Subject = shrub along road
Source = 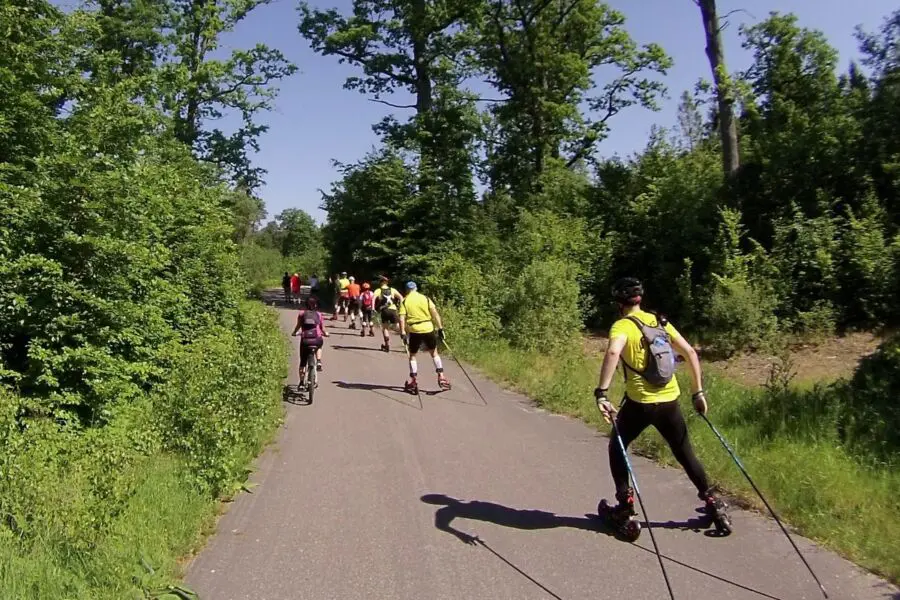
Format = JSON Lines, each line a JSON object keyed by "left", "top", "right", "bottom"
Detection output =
{"left": 186, "top": 302, "right": 898, "bottom": 600}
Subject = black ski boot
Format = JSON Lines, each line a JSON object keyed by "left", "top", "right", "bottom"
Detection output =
{"left": 404, "top": 377, "right": 418, "bottom": 395}
{"left": 702, "top": 489, "right": 733, "bottom": 536}
{"left": 381, "top": 342, "right": 390, "bottom": 353}
{"left": 597, "top": 489, "right": 641, "bottom": 541}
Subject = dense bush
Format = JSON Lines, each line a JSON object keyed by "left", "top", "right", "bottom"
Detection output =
{"left": 0, "top": 2, "right": 291, "bottom": 596}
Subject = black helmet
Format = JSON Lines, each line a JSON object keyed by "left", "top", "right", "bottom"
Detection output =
{"left": 612, "top": 277, "right": 643, "bottom": 305}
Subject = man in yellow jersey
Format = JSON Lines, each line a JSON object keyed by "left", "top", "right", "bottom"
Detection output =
{"left": 333, "top": 271, "right": 351, "bottom": 321}
{"left": 399, "top": 281, "right": 450, "bottom": 394}
{"left": 594, "top": 277, "right": 731, "bottom": 534}
{"left": 374, "top": 275, "right": 403, "bottom": 352}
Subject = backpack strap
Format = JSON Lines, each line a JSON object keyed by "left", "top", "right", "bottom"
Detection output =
{"left": 619, "top": 315, "right": 651, "bottom": 379}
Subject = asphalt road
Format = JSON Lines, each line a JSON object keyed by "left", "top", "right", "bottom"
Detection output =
{"left": 186, "top": 299, "right": 899, "bottom": 600}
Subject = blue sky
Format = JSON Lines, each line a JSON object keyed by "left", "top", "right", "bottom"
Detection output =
{"left": 117, "top": 1, "right": 900, "bottom": 222}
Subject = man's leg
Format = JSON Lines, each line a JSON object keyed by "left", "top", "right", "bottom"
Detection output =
{"left": 608, "top": 399, "right": 651, "bottom": 501}
{"left": 652, "top": 400, "right": 711, "bottom": 496}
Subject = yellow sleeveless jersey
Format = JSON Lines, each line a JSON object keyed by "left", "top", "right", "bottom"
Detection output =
{"left": 609, "top": 309, "right": 682, "bottom": 404}
{"left": 399, "top": 291, "right": 436, "bottom": 334}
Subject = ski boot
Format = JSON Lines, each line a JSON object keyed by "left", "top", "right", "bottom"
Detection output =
{"left": 437, "top": 373, "right": 451, "bottom": 391}
{"left": 597, "top": 489, "right": 641, "bottom": 541}
{"left": 349, "top": 321, "right": 356, "bottom": 329}
{"left": 360, "top": 328, "right": 366, "bottom": 337}
{"left": 702, "top": 490, "right": 732, "bottom": 535}
{"left": 404, "top": 377, "right": 419, "bottom": 395}
{"left": 381, "top": 342, "right": 390, "bottom": 353}
{"left": 368, "top": 328, "right": 375, "bottom": 337}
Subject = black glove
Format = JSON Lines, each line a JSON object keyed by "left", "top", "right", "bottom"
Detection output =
{"left": 438, "top": 328, "right": 445, "bottom": 341}
{"left": 692, "top": 390, "right": 708, "bottom": 415}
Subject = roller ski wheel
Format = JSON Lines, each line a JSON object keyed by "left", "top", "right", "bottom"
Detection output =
{"left": 438, "top": 375, "right": 451, "bottom": 391}
{"left": 597, "top": 499, "right": 641, "bottom": 542}
{"left": 404, "top": 378, "right": 419, "bottom": 395}
{"left": 704, "top": 494, "right": 733, "bottom": 536}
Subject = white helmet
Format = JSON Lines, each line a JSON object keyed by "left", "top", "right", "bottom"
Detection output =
{"left": 349, "top": 276, "right": 355, "bottom": 282}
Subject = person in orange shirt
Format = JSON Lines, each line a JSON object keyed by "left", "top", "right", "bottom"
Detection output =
{"left": 346, "top": 276, "right": 362, "bottom": 329}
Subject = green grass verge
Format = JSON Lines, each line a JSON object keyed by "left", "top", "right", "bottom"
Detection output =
{"left": 455, "top": 336, "right": 900, "bottom": 584}
{"left": 0, "top": 456, "right": 212, "bottom": 599}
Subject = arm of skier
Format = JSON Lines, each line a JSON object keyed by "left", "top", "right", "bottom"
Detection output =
{"left": 595, "top": 335, "right": 627, "bottom": 423}
{"left": 671, "top": 334, "right": 707, "bottom": 414}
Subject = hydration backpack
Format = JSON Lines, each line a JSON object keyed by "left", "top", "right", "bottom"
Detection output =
{"left": 377, "top": 287, "right": 395, "bottom": 309}
{"left": 300, "top": 310, "right": 321, "bottom": 339}
{"left": 622, "top": 315, "right": 676, "bottom": 386}
{"left": 361, "top": 290, "right": 375, "bottom": 309}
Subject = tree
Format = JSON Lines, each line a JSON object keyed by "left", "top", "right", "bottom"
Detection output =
{"left": 695, "top": 0, "right": 740, "bottom": 177}
{"left": 162, "top": 0, "right": 297, "bottom": 190}
{"left": 476, "top": 0, "right": 670, "bottom": 200}
{"left": 298, "top": 0, "right": 482, "bottom": 239}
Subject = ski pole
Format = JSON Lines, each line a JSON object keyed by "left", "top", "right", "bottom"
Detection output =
{"left": 699, "top": 414, "right": 828, "bottom": 599}
{"left": 608, "top": 416, "right": 675, "bottom": 600}
{"left": 439, "top": 337, "right": 487, "bottom": 405}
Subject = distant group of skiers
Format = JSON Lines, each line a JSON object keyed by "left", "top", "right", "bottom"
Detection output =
{"left": 290, "top": 273, "right": 450, "bottom": 395}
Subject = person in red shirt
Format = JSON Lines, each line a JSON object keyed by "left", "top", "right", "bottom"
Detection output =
{"left": 346, "top": 276, "right": 361, "bottom": 329}
{"left": 290, "top": 273, "right": 301, "bottom": 304}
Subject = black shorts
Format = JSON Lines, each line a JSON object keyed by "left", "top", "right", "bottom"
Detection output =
{"left": 361, "top": 308, "right": 374, "bottom": 321}
{"left": 299, "top": 338, "right": 323, "bottom": 366}
{"left": 380, "top": 308, "right": 398, "bottom": 324}
{"left": 348, "top": 298, "right": 360, "bottom": 311}
{"left": 337, "top": 295, "right": 349, "bottom": 307}
{"left": 407, "top": 331, "right": 437, "bottom": 354}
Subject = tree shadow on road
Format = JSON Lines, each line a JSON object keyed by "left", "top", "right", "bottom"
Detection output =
{"left": 420, "top": 494, "right": 786, "bottom": 600}
{"left": 332, "top": 380, "right": 422, "bottom": 410}
{"left": 282, "top": 384, "right": 310, "bottom": 406}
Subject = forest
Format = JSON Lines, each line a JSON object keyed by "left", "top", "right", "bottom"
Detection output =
{"left": 1, "top": 0, "right": 899, "bottom": 596}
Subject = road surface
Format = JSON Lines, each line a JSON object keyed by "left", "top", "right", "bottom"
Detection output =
{"left": 186, "top": 297, "right": 898, "bottom": 600}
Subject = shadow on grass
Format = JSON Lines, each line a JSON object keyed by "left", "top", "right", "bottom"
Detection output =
{"left": 420, "top": 494, "right": 786, "bottom": 600}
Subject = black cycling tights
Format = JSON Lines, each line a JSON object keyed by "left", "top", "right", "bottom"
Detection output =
{"left": 608, "top": 398, "right": 710, "bottom": 500}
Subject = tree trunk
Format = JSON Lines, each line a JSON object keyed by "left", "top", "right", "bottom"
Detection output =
{"left": 698, "top": 0, "right": 739, "bottom": 176}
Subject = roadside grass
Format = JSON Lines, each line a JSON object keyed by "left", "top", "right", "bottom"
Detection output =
{"left": 0, "top": 457, "right": 212, "bottom": 599}
{"left": 455, "top": 336, "right": 900, "bottom": 584}
{"left": 0, "top": 301, "right": 288, "bottom": 599}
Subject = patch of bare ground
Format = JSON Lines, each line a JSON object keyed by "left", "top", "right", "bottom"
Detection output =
{"left": 582, "top": 331, "right": 884, "bottom": 388}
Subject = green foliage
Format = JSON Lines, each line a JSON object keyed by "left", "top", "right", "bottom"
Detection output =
{"left": 504, "top": 258, "right": 583, "bottom": 351}
{"left": 0, "top": 2, "right": 290, "bottom": 595}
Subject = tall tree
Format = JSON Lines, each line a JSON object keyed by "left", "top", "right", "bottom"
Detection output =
{"left": 298, "top": 0, "right": 482, "bottom": 236}
{"left": 695, "top": 0, "right": 740, "bottom": 177}
{"left": 163, "top": 0, "right": 296, "bottom": 190}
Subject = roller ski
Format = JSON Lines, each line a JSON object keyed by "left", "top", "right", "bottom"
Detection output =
{"left": 702, "top": 490, "right": 732, "bottom": 535}
{"left": 596, "top": 490, "right": 641, "bottom": 542}
{"left": 381, "top": 342, "right": 391, "bottom": 353}
{"left": 360, "top": 328, "right": 366, "bottom": 337}
{"left": 404, "top": 377, "right": 419, "bottom": 395}
{"left": 437, "top": 373, "right": 451, "bottom": 391}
